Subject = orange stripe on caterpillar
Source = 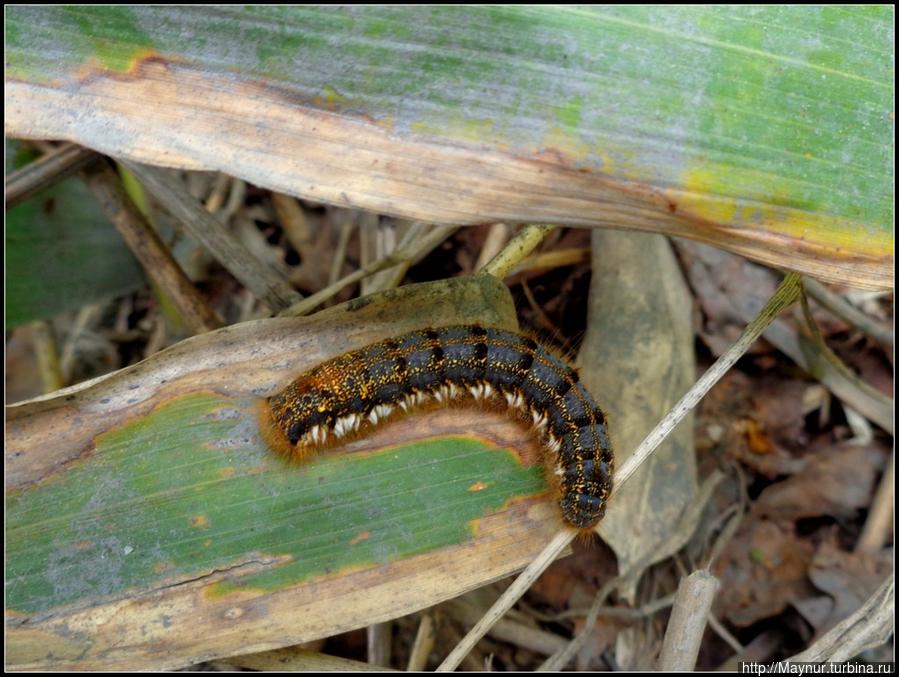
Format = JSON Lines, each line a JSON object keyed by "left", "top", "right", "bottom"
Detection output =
{"left": 261, "top": 325, "right": 613, "bottom": 530}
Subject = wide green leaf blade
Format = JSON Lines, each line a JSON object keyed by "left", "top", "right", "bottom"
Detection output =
{"left": 5, "top": 6, "right": 893, "bottom": 288}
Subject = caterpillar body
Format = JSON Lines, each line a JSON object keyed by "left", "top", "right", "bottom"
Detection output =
{"left": 262, "top": 325, "right": 613, "bottom": 529}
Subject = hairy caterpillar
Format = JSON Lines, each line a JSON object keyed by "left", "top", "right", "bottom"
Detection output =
{"left": 261, "top": 325, "right": 613, "bottom": 529}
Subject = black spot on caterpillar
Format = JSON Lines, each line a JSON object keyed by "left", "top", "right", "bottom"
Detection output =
{"left": 261, "top": 325, "right": 613, "bottom": 530}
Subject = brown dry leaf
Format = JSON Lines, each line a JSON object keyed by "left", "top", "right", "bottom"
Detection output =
{"left": 674, "top": 240, "right": 782, "bottom": 357}
{"left": 531, "top": 544, "right": 616, "bottom": 613}
{"left": 806, "top": 537, "right": 893, "bottom": 634}
{"left": 714, "top": 518, "right": 817, "bottom": 627}
{"left": 749, "top": 377, "right": 816, "bottom": 452}
{"left": 753, "top": 442, "right": 888, "bottom": 523}
{"left": 698, "top": 370, "right": 802, "bottom": 478}
{"left": 573, "top": 616, "right": 624, "bottom": 671}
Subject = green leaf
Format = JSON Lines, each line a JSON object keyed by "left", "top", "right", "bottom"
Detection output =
{"left": 7, "top": 392, "right": 545, "bottom": 611}
{"left": 5, "top": 6, "right": 893, "bottom": 288}
{"left": 5, "top": 142, "right": 146, "bottom": 326}
{"left": 6, "top": 275, "right": 568, "bottom": 670}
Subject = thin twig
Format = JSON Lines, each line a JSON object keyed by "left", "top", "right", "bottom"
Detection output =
{"left": 367, "top": 621, "right": 391, "bottom": 667}
{"left": 120, "top": 160, "right": 301, "bottom": 312}
{"left": 272, "top": 191, "right": 315, "bottom": 260}
{"left": 536, "top": 592, "right": 675, "bottom": 623}
{"left": 204, "top": 172, "right": 231, "bottom": 213}
{"left": 708, "top": 612, "right": 744, "bottom": 655}
{"left": 375, "top": 222, "right": 455, "bottom": 292}
{"left": 705, "top": 490, "right": 746, "bottom": 571}
{"left": 436, "top": 273, "right": 803, "bottom": 672}
{"left": 407, "top": 613, "right": 436, "bottom": 671}
{"left": 329, "top": 219, "right": 356, "bottom": 285}
{"left": 365, "top": 219, "right": 400, "bottom": 294}
{"left": 716, "top": 631, "right": 782, "bottom": 671}
{"left": 436, "top": 530, "right": 574, "bottom": 672}
{"left": 794, "top": 290, "right": 893, "bottom": 433}
{"left": 520, "top": 279, "right": 557, "bottom": 333}
{"left": 856, "top": 454, "right": 894, "bottom": 554}
{"left": 369, "top": 225, "right": 409, "bottom": 292}
{"left": 507, "top": 247, "right": 591, "bottom": 277}
{"left": 366, "top": 221, "right": 425, "bottom": 293}
{"left": 59, "top": 304, "right": 103, "bottom": 385}
{"left": 81, "top": 163, "right": 223, "bottom": 334}
{"left": 474, "top": 222, "right": 511, "bottom": 271}
{"left": 282, "top": 258, "right": 385, "bottom": 316}
{"left": 6, "top": 142, "right": 99, "bottom": 209}
{"left": 844, "top": 405, "right": 875, "bottom": 445}
{"left": 279, "top": 224, "right": 458, "bottom": 317}
{"left": 220, "top": 177, "right": 246, "bottom": 225}
{"left": 804, "top": 277, "right": 893, "bottom": 348}
{"left": 536, "top": 574, "right": 619, "bottom": 671}
{"left": 356, "top": 212, "right": 380, "bottom": 297}
{"left": 480, "top": 224, "right": 557, "bottom": 279}
{"left": 31, "top": 321, "right": 64, "bottom": 393}
{"left": 447, "top": 599, "right": 568, "bottom": 656}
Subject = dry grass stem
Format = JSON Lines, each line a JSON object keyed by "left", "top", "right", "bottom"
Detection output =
{"left": 120, "top": 160, "right": 301, "bottom": 311}
{"left": 279, "top": 224, "right": 458, "bottom": 316}
{"left": 81, "top": 163, "right": 223, "bottom": 334}
{"left": 6, "top": 142, "right": 98, "bottom": 209}
{"left": 367, "top": 622, "right": 392, "bottom": 667}
{"left": 474, "top": 222, "right": 511, "bottom": 271}
{"left": 447, "top": 599, "right": 568, "bottom": 656}
{"left": 657, "top": 571, "right": 721, "bottom": 670}
{"left": 804, "top": 277, "right": 893, "bottom": 348}
{"left": 481, "top": 224, "right": 557, "bottom": 279}
{"left": 31, "top": 321, "right": 64, "bottom": 393}
{"left": 407, "top": 613, "right": 436, "bottom": 671}
{"left": 856, "top": 454, "right": 894, "bottom": 554}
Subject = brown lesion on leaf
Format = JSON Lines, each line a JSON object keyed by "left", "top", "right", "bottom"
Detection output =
{"left": 68, "top": 50, "right": 185, "bottom": 85}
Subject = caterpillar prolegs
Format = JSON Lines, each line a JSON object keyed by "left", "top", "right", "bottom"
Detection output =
{"left": 262, "top": 325, "right": 613, "bottom": 529}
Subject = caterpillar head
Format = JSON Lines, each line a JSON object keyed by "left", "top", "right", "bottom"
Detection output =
{"left": 269, "top": 376, "right": 338, "bottom": 446}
